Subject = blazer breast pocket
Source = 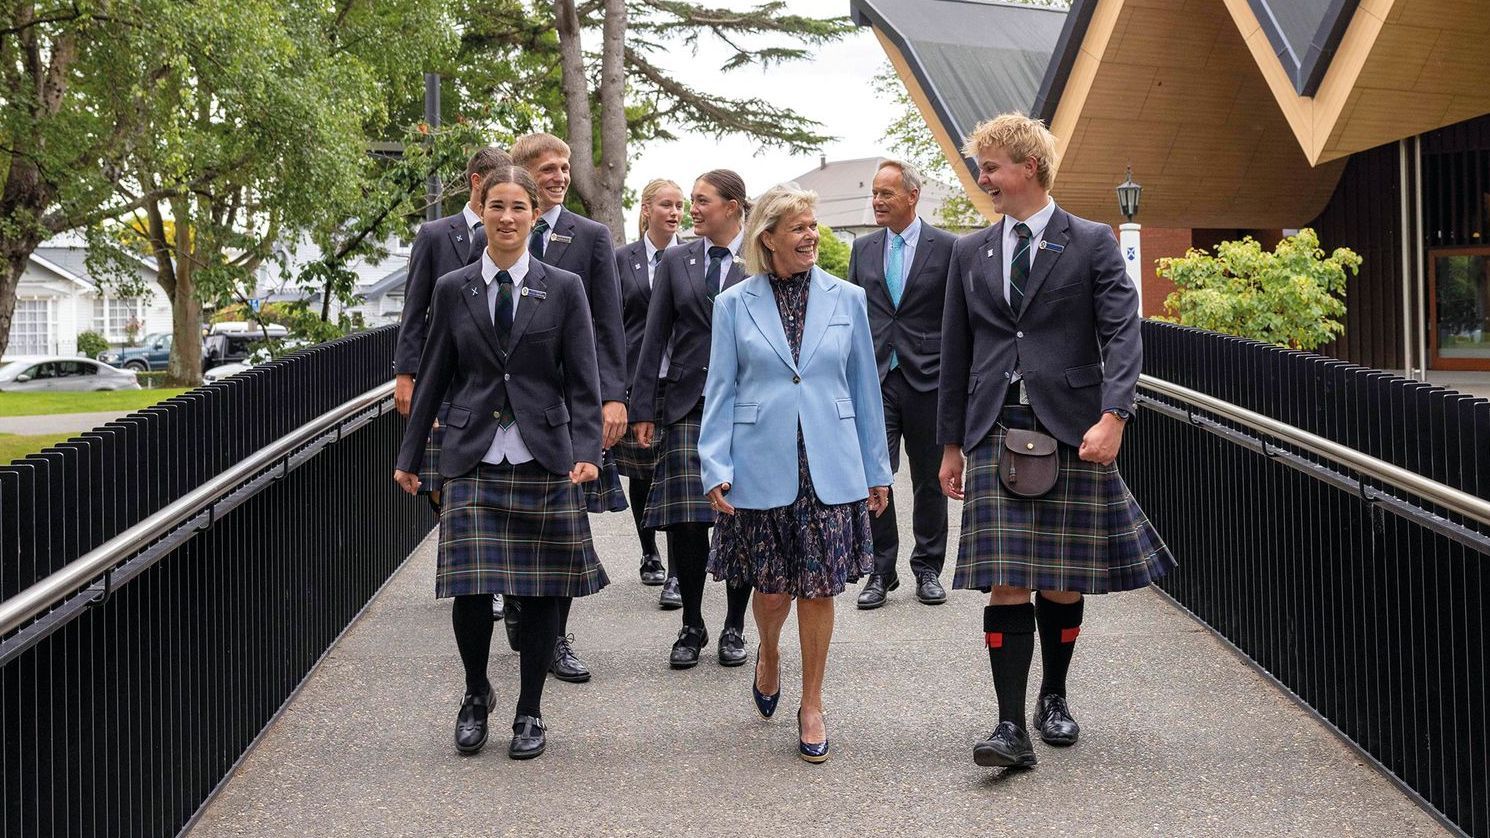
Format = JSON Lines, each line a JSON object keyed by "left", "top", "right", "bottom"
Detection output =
{"left": 828, "top": 315, "right": 852, "bottom": 327}
{"left": 526, "top": 325, "right": 559, "bottom": 343}
{"left": 1040, "top": 282, "right": 1085, "bottom": 303}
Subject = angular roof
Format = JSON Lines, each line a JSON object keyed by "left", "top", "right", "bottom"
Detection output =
{"left": 850, "top": 0, "right": 1067, "bottom": 218}
{"left": 1246, "top": 0, "right": 1359, "bottom": 95}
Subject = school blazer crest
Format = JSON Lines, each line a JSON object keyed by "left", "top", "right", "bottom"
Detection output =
{"left": 698, "top": 267, "right": 893, "bottom": 509}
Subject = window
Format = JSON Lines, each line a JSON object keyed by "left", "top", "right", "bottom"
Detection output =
{"left": 1429, "top": 248, "right": 1490, "bottom": 370}
{"left": 10, "top": 299, "right": 52, "bottom": 355}
{"left": 93, "top": 296, "right": 146, "bottom": 341}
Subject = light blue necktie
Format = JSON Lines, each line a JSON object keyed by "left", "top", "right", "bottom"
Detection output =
{"left": 886, "top": 233, "right": 906, "bottom": 370}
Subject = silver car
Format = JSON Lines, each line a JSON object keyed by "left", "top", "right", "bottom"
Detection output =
{"left": 0, "top": 357, "right": 142, "bottom": 391}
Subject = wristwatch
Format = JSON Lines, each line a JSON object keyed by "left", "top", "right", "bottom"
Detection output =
{"left": 1104, "top": 408, "right": 1133, "bottom": 422}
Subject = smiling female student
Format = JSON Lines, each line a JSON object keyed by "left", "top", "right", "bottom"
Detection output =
{"left": 394, "top": 164, "right": 607, "bottom": 761}
{"left": 630, "top": 170, "right": 754, "bottom": 670}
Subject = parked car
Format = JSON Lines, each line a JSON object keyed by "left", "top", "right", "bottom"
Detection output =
{"left": 98, "top": 332, "right": 172, "bottom": 371}
{"left": 203, "top": 361, "right": 254, "bottom": 382}
{"left": 0, "top": 357, "right": 141, "bottom": 391}
{"left": 202, "top": 333, "right": 262, "bottom": 371}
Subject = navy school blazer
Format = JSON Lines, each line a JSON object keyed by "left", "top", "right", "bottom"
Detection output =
{"left": 394, "top": 210, "right": 485, "bottom": 376}
{"left": 534, "top": 208, "right": 628, "bottom": 406}
{"left": 396, "top": 259, "right": 603, "bottom": 478}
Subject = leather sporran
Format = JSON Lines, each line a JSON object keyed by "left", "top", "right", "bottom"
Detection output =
{"left": 998, "top": 428, "right": 1059, "bottom": 498}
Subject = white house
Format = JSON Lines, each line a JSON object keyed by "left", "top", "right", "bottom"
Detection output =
{"left": 776, "top": 156, "right": 963, "bottom": 240}
{"left": 5, "top": 236, "right": 172, "bottom": 360}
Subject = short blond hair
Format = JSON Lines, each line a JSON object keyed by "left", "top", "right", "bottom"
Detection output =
{"left": 961, "top": 113, "right": 1059, "bottom": 190}
{"left": 744, "top": 183, "right": 818, "bottom": 277}
{"left": 511, "top": 132, "right": 571, "bottom": 169}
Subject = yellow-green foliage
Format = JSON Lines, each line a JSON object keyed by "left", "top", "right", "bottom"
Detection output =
{"left": 1154, "top": 228, "right": 1361, "bottom": 351}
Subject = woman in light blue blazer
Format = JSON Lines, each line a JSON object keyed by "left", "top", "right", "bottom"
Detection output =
{"left": 699, "top": 183, "right": 893, "bottom": 763}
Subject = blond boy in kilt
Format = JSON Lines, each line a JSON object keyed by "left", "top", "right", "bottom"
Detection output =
{"left": 938, "top": 113, "right": 1175, "bottom": 769}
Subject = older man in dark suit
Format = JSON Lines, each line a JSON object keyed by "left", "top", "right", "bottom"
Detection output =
{"left": 938, "top": 114, "right": 1173, "bottom": 770}
{"left": 846, "top": 160, "right": 959, "bottom": 610}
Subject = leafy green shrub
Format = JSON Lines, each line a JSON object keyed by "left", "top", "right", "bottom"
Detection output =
{"left": 77, "top": 330, "right": 109, "bottom": 359}
{"left": 1154, "top": 228, "right": 1361, "bottom": 351}
{"left": 136, "top": 371, "right": 171, "bottom": 389}
{"left": 816, "top": 223, "right": 851, "bottom": 278}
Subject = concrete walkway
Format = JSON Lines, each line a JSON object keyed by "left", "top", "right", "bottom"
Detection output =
{"left": 0, "top": 410, "right": 126, "bottom": 435}
{"left": 188, "top": 468, "right": 1446, "bottom": 838}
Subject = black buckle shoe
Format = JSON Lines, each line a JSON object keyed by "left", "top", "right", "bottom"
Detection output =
{"left": 669, "top": 625, "right": 708, "bottom": 669}
{"left": 455, "top": 685, "right": 495, "bottom": 755}
{"left": 973, "top": 720, "right": 1038, "bottom": 768}
{"left": 717, "top": 626, "right": 747, "bottom": 667}
{"left": 550, "top": 634, "right": 591, "bottom": 683}
{"left": 508, "top": 714, "right": 546, "bottom": 760}
{"left": 503, "top": 598, "right": 521, "bottom": 652}
{"left": 856, "top": 574, "right": 899, "bottom": 610}
{"left": 1033, "top": 693, "right": 1080, "bottom": 746}
{"left": 639, "top": 553, "right": 666, "bottom": 586}
{"left": 915, "top": 574, "right": 947, "bottom": 605}
{"left": 658, "top": 576, "right": 683, "bottom": 610}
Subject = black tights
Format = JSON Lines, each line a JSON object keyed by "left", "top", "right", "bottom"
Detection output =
{"left": 627, "top": 476, "right": 660, "bottom": 558}
{"left": 669, "top": 523, "right": 750, "bottom": 631}
{"left": 452, "top": 594, "right": 560, "bottom": 719}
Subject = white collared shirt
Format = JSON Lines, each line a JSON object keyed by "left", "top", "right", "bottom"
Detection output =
{"left": 462, "top": 203, "right": 482, "bottom": 234}
{"left": 643, "top": 233, "right": 680, "bottom": 288}
{"left": 882, "top": 216, "right": 922, "bottom": 287}
{"left": 1001, "top": 198, "right": 1056, "bottom": 305}
{"left": 480, "top": 249, "right": 535, "bottom": 466}
{"left": 537, "top": 204, "right": 563, "bottom": 250}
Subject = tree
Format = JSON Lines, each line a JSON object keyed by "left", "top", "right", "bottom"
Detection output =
{"left": 816, "top": 224, "right": 850, "bottom": 277}
{"left": 545, "top": 3, "right": 852, "bottom": 238}
{"left": 1153, "top": 228, "right": 1362, "bottom": 351}
{"left": 872, "top": 65, "right": 984, "bottom": 232}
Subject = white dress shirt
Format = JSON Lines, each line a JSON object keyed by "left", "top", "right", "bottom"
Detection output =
{"left": 643, "top": 233, "right": 680, "bottom": 288}
{"left": 882, "top": 216, "right": 922, "bottom": 287}
{"left": 537, "top": 204, "right": 563, "bottom": 250}
{"left": 480, "top": 249, "right": 536, "bottom": 466}
{"left": 462, "top": 203, "right": 482, "bottom": 234}
{"left": 1001, "top": 198, "right": 1057, "bottom": 304}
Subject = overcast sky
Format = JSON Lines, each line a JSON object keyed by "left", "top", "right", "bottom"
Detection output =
{"left": 620, "top": 0, "right": 894, "bottom": 233}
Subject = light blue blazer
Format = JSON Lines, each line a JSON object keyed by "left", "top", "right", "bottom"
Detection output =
{"left": 699, "top": 267, "right": 894, "bottom": 509}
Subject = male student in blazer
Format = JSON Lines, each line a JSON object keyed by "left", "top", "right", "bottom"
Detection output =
{"left": 846, "top": 159, "right": 959, "bottom": 610}
{"left": 509, "top": 132, "right": 628, "bottom": 684}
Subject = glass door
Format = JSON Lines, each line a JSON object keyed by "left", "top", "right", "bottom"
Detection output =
{"left": 1429, "top": 248, "right": 1490, "bottom": 370}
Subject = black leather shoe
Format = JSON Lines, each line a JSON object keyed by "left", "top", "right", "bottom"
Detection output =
{"left": 490, "top": 593, "right": 505, "bottom": 621}
{"left": 549, "top": 634, "right": 590, "bottom": 683}
{"left": 508, "top": 714, "right": 546, "bottom": 760}
{"left": 454, "top": 685, "right": 495, "bottom": 755}
{"left": 856, "top": 574, "right": 900, "bottom": 610}
{"left": 717, "top": 626, "right": 747, "bottom": 667}
{"left": 658, "top": 577, "right": 682, "bottom": 610}
{"left": 1033, "top": 693, "right": 1080, "bottom": 746}
{"left": 915, "top": 574, "right": 947, "bottom": 605}
{"left": 973, "top": 720, "right": 1038, "bottom": 768}
{"left": 639, "top": 554, "right": 666, "bottom": 586}
{"left": 503, "top": 598, "right": 521, "bottom": 652}
{"left": 669, "top": 625, "right": 708, "bottom": 669}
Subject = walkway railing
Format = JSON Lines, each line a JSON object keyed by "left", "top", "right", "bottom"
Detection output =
{"left": 1125, "top": 321, "right": 1490, "bottom": 838}
{"left": 0, "top": 326, "right": 434, "bottom": 838}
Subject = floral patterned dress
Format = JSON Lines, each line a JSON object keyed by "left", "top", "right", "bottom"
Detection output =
{"left": 707, "top": 270, "right": 876, "bottom": 598}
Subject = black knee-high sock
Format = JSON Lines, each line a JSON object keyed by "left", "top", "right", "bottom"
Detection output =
{"left": 1036, "top": 594, "right": 1084, "bottom": 698}
{"left": 985, "top": 603, "right": 1036, "bottom": 727}
{"left": 514, "top": 595, "right": 560, "bottom": 719}
{"left": 555, "top": 596, "right": 572, "bottom": 636}
{"left": 628, "top": 477, "right": 659, "bottom": 556}
{"left": 671, "top": 525, "right": 710, "bottom": 629}
{"left": 452, "top": 595, "right": 494, "bottom": 695}
{"left": 723, "top": 582, "right": 751, "bottom": 631}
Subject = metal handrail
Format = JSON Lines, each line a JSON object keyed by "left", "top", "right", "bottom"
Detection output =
{"left": 0, "top": 381, "right": 395, "bottom": 638}
{"left": 1138, "top": 374, "right": 1490, "bottom": 528}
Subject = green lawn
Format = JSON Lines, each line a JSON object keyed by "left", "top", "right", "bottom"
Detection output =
{"left": 0, "top": 388, "right": 191, "bottom": 417}
{"left": 0, "top": 432, "right": 80, "bottom": 463}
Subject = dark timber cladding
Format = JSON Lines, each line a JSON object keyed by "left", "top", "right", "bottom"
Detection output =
{"left": 849, "top": 0, "right": 1064, "bottom": 181}
{"left": 1245, "top": 0, "right": 1359, "bottom": 96}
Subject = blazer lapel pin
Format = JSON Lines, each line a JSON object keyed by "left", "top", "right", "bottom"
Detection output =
{"left": 455, "top": 234, "right": 464, "bottom": 243}
{"left": 522, "top": 287, "right": 548, "bottom": 299}
{"left": 549, "top": 233, "right": 573, "bottom": 244}
{"left": 634, "top": 263, "right": 642, "bottom": 271}
{"left": 688, "top": 257, "right": 697, "bottom": 266}
{"left": 987, "top": 247, "right": 995, "bottom": 258}
{"left": 1039, "top": 241, "right": 1065, "bottom": 253}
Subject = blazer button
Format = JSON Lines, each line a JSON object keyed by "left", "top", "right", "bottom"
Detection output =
{"left": 503, "top": 373, "right": 511, "bottom": 381}
{"left": 492, "top": 410, "right": 501, "bottom": 419}
{"left": 1016, "top": 330, "right": 1024, "bottom": 339}
{"left": 792, "top": 375, "right": 801, "bottom": 384}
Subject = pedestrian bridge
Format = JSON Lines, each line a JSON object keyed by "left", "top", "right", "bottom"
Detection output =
{"left": 2, "top": 323, "right": 1484, "bottom": 837}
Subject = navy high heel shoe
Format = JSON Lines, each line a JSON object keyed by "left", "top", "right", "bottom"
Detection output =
{"left": 752, "top": 646, "right": 781, "bottom": 719}
{"left": 797, "top": 707, "right": 829, "bottom": 764}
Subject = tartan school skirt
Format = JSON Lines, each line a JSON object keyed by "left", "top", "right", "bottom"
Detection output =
{"left": 437, "top": 460, "right": 610, "bottom": 598}
{"left": 416, "top": 424, "right": 444, "bottom": 495}
{"left": 953, "top": 421, "right": 1175, "bottom": 595}
{"left": 642, "top": 402, "right": 716, "bottom": 531}
{"left": 584, "top": 450, "right": 629, "bottom": 513}
{"left": 612, "top": 381, "right": 667, "bottom": 481}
